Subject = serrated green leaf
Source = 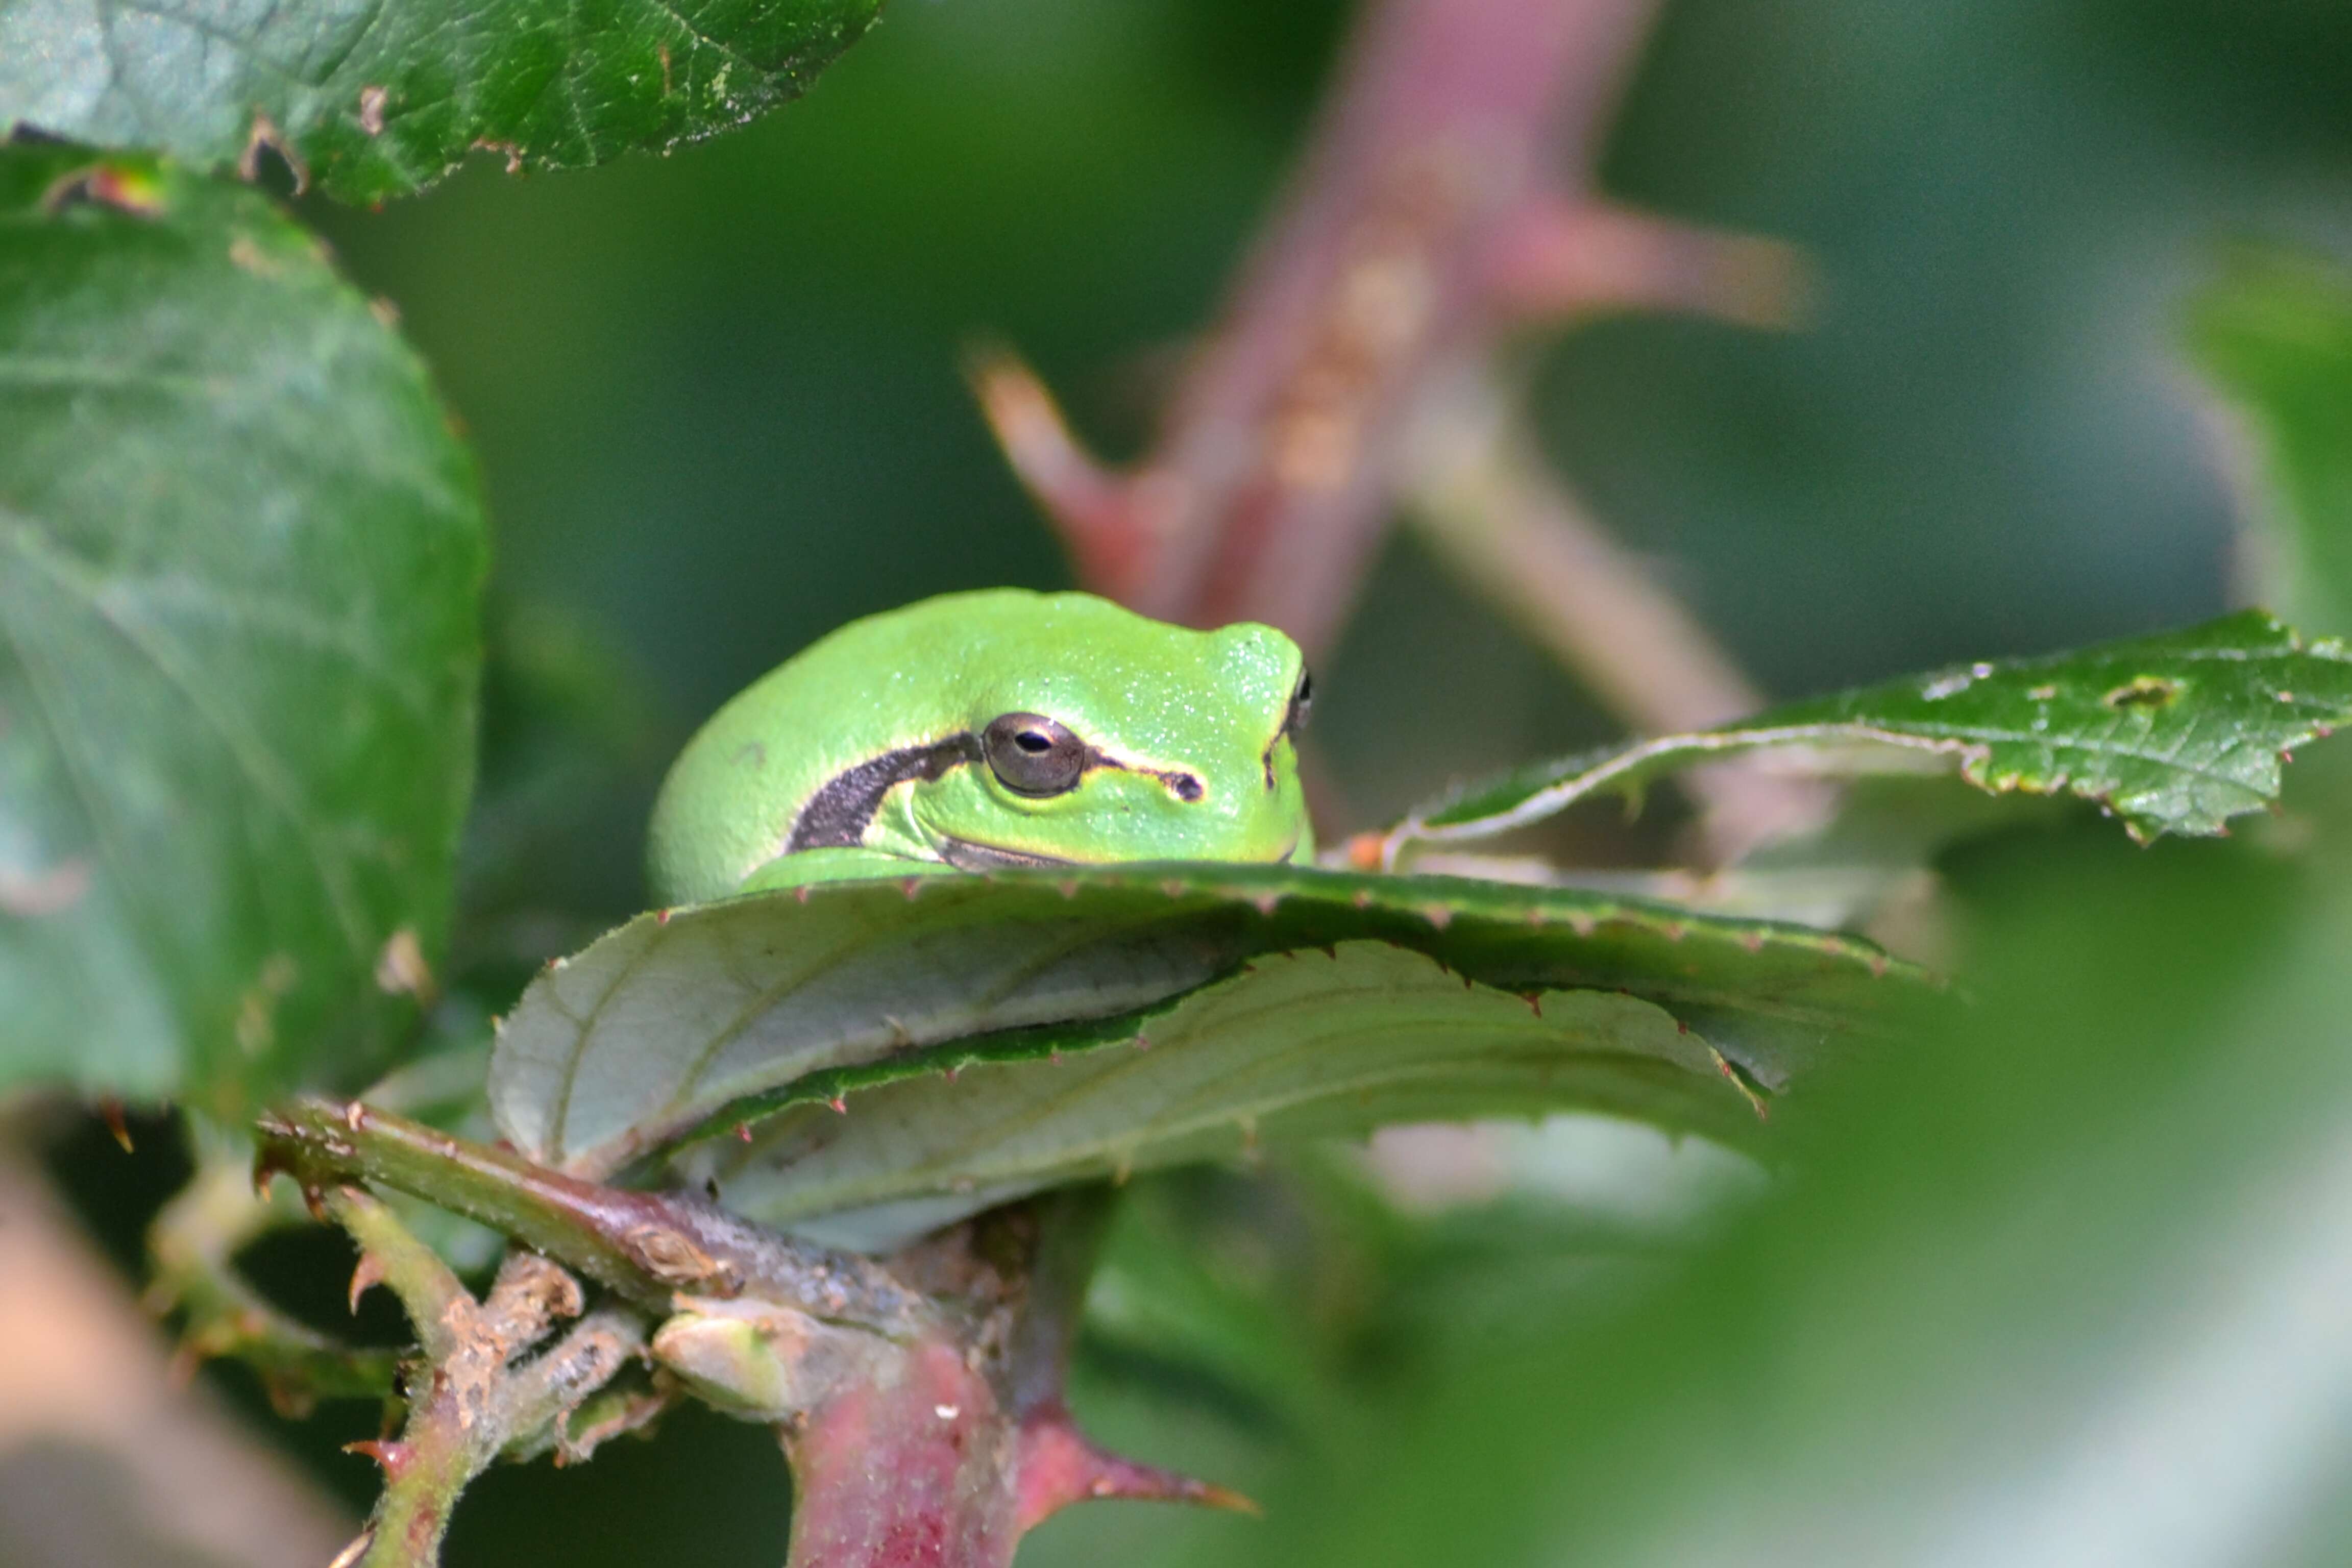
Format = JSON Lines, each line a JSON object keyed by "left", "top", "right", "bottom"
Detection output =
{"left": 488, "top": 862, "right": 1928, "bottom": 1178}
{"left": 0, "top": 0, "right": 878, "bottom": 204}
{"left": 1401, "top": 610, "right": 2352, "bottom": 849}
{"left": 2189, "top": 248, "right": 2352, "bottom": 635}
{"left": 0, "top": 149, "right": 485, "bottom": 1111}
{"left": 693, "top": 943, "right": 1765, "bottom": 1251}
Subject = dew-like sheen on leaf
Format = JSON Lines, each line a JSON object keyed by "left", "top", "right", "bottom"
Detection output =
{"left": 0, "top": 0, "right": 879, "bottom": 204}
{"left": 487, "top": 863, "right": 1932, "bottom": 1179}
{"left": 0, "top": 150, "right": 485, "bottom": 1110}
{"left": 1403, "top": 611, "right": 2352, "bottom": 847}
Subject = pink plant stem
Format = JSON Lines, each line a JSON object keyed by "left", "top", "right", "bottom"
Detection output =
{"left": 783, "top": 1343, "right": 1020, "bottom": 1568}
{"left": 1135, "top": 0, "right": 1658, "bottom": 651}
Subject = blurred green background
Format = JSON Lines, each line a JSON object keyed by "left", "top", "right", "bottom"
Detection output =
{"left": 305, "top": 0, "right": 2352, "bottom": 859}
{"left": 130, "top": 0, "right": 2352, "bottom": 1561}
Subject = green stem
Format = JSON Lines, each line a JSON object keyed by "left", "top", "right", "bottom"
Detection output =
{"left": 147, "top": 1153, "right": 402, "bottom": 1411}
{"left": 257, "top": 1098, "right": 926, "bottom": 1334}
{"left": 320, "top": 1191, "right": 648, "bottom": 1568}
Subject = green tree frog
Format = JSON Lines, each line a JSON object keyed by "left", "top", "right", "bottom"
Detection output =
{"left": 646, "top": 589, "right": 1314, "bottom": 903}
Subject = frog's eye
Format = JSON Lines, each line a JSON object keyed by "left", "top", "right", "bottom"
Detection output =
{"left": 983, "top": 713, "right": 1087, "bottom": 797}
{"left": 1283, "top": 670, "right": 1313, "bottom": 736}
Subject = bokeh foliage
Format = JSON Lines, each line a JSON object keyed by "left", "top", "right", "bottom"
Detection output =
{"left": 0, "top": 148, "right": 485, "bottom": 1114}
{"left": 6, "top": 0, "right": 2352, "bottom": 1564}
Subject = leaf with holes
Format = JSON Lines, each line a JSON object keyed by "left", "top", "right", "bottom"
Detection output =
{"left": 0, "top": 149, "right": 485, "bottom": 1111}
{"left": 1396, "top": 611, "right": 2352, "bottom": 851}
{"left": 694, "top": 942, "right": 1770, "bottom": 1252}
{"left": 0, "top": 0, "right": 878, "bottom": 204}
{"left": 487, "top": 862, "right": 1934, "bottom": 1180}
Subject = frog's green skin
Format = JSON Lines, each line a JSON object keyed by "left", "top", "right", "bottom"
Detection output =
{"left": 647, "top": 589, "right": 1314, "bottom": 904}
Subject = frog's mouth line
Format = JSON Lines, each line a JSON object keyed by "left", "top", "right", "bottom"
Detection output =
{"left": 934, "top": 833, "right": 1304, "bottom": 874}
{"left": 934, "top": 835, "right": 1075, "bottom": 872}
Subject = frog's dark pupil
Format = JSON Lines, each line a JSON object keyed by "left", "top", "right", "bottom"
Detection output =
{"left": 984, "top": 712, "right": 1087, "bottom": 797}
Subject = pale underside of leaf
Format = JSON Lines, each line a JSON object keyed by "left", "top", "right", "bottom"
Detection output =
{"left": 691, "top": 942, "right": 1761, "bottom": 1252}
{"left": 487, "top": 863, "right": 1927, "bottom": 1179}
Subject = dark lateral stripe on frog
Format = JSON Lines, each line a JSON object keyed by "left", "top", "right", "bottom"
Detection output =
{"left": 787, "top": 733, "right": 1213, "bottom": 855}
{"left": 788, "top": 734, "right": 985, "bottom": 851}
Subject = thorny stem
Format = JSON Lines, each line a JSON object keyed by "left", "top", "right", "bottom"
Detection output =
{"left": 977, "top": 0, "right": 1797, "bottom": 669}
{"left": 781, "top": 1195, "right": 1251, "bottom": 1568}
{"left": 257, "top": 1103, "right": 1252, "bottom": 1568}
{"left": 256, "top": 1097, "right": 929, "bottom": 1333}
{"left": 147, "top": 1150, "right": 402, "bottom": 1411}
{"left": 323, "top": 1189, "right": 648, "bottom": 1568}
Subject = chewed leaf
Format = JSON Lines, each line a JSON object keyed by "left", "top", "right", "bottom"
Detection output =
{"left": 693, "top": 943, "right": 1767, "bottom": 1251}
{"left": 1399, "top": 611, "right": 2352, "bottom": 849}
{"left": 0, "top": 0, "right": 878, "bottom": 204}
{"left": 488, "top": 863, "right": 1934, "bottom": 1178}
{"left": 0, "top": 150, "right": 484, "bottom": 1110}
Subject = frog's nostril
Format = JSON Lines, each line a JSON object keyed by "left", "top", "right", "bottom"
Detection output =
{"left": 1172, "top": 773, "right": 1205, "bottom": 802}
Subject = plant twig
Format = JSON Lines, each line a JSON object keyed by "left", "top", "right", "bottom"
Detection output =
{"left": 146, "top": 1152, "right": 402, "bottom": 1412}
{"left": 781, "top": 1196, "right": 1252, "bottom": 1568}
{"left": 323, "top": 1189, "right": 648, "bottom": 1568}
{"left": 976, "top": 0, "right": 1796, "bottom": 660}
{"left": 255, "top": 1105, "right": 1250, "bottom": 1567}
{"left": 256, "top": 1098, "right": 929, "bottom": 1333}
{"left": 1402, "top": 366, "right": 1836, "bottom": 863}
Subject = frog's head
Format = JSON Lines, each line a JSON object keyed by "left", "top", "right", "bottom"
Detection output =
{"left": 646, "top": 590, "right": 1314, "bottom": 904}
{"left": 900, "top": 595, "right": 1312, "bottom": 872}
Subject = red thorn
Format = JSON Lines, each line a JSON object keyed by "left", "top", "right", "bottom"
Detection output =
{"left": 656, "top": 906, "right": 673, "bottom": 925}
{"left": 828, "top": 1096, "right": 849, "bottom": 1115}
{"left": 736, "top": 1122, "right": 754, "bottom": 1143}
{"left": 1016, "top": 1406, "right": 1258, "bottom": 1534}
{"left": 344, "top": 1100, "right": 367, "bottom": 1132}
{"left": 343, "top": 1439, "right": 413, "bottom": 1476}
{"left": 97, "top": 1097, "right": 134, "bottom": 1153}
{"left": 964, "top": 342, "right": 1158, "bottom": 599}
{"left": 1482, "top": 196, "right": 1809, "bottom": 329}
{"left": 301, "top": 1184, "right": 330, "bottom": 1223}
{"left": 349, "top": 1252, "right": 386, "bottom": 1315}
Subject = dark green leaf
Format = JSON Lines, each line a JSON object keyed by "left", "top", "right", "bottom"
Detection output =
{"left": 0, "top": 149, "right": 485, "bottom": 1112}
{"left": 693, "top": 942, "right": 1768, "bottom": 1251}
{"left": 488, "top": 861, "right": 1930, "bottom": 1178}
{"left": 2189, "top": 248, "right": 2352, "bottom": 635}
{"left": 0, "top": 0, "right": 880, "bottom": 204}
{"left": 1401, "top": 610, "right": 2352, "bottom": 849}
